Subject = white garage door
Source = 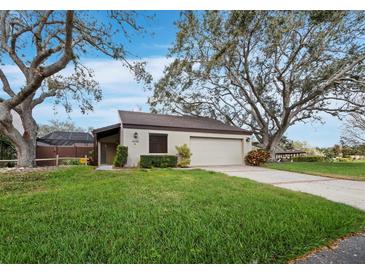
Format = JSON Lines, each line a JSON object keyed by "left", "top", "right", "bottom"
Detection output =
{"left": 190, "top": 137, "right": 243, "bottom": 166}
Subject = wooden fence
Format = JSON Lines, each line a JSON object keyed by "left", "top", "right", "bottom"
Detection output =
{"left": 36, "top": 145, "right": 93, "bottom": 166}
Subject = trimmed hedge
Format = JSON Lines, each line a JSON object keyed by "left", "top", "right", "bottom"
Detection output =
{"left": 140, "top": 155, "right": 178, "bottom": 168}
{"left": 292, "top": 156, "right": 325, "bottom": 162}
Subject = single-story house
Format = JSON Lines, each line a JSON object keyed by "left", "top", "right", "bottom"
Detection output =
{"left": 93, "top": 110, "right": 252, "bottom": 167}
{"left": 37, "top": 131, "right": 94, "bottom": 165}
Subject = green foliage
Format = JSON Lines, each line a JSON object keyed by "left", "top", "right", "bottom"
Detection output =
{"left": 245, "top": 150, "right": 270, "bottom": 166}
{"left": 318, "top": 144, "right": 365, "bottom": 161}
{"left": 342, "top": 144, "right": 365, "bottom": 157}
{"left": 319, "top": 147, "right": 337, "bottom": 159}
{"left": 62, "top": 159, "right": 81, "bottom": 166}
{"left": 140, "top": 155, "right": 177, "bottom": 168}
{"left": 0, "top": 134, "right": 16, "bottom": 166}
{"left": 292, "top": 156, "right": 325, "bottom": 162}
{"left": 175, "top": 144, "right": 192, "bottom": 167}
{"left": 334, "top": 157, "right": 352, "bottom": 163}
{"left": 113, "top": 145, "right": 128, "bottom": 167}
{"left": 151, "top": 10, "right": 365, "bottom": 154}
{"left": 0, "top": 166, "right": 364, "bottom": 263}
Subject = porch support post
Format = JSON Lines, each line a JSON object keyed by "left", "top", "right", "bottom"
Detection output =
{"left": 119, "top": 124, "right": 123, "bottom": 145}
{"left": 97, "top": 141, "right": 101, "bottom": 166}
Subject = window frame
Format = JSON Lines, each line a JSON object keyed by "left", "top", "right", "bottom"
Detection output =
{"left": 148, "top": 133, "right": 168, "bottom": 154}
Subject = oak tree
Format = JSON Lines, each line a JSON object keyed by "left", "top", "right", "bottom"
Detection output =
{"left": 0, "top": 11, "right": 151, "bottom": 166}
{"left": 150, "top": 11, "right": 365, "bottom": 155}
{"left": 341, "top": 113, "right": 365, "bottom": 145}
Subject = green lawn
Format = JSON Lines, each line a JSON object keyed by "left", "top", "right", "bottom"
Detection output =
{"left": 0, "top": 166, "right": 364, "bottom": 263}
{"left": 266, "top": 161, "right": 365, "bottom": 181}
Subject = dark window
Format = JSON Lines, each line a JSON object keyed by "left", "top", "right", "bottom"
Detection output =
{"left": 149, "top": 134, "right": 168, "bottom": 153}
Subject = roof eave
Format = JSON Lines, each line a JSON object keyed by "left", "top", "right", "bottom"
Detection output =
{"left": 92, "top": 123, "right": 121, "bottom": 134}
{"left": 123, "top": 123, "right": 252, "bottom": 135}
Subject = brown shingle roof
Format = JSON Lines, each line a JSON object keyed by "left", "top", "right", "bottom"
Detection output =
{"left": 119, "top": 110, "right": 251, "bottom": 135}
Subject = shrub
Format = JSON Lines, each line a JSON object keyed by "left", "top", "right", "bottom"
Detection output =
{"left": 113, "top": 145, "right": 128, "bottom": 167}
{"left": 140, "top": 155, "right": 177, "bottom": 168}
{"left": 245, "top": 150, "right": 270, "bottom": 166}
{"left": 335, "top": 157, "right": 352, "bottom": 162}
{"left": 63, "top": 159, "right": 81, "bottom": 165}
{"left": 175, "top": 144, "right": 192, "bottom": 168}
{"left": 292, "top": 156, "right": 325, "bottom": 162}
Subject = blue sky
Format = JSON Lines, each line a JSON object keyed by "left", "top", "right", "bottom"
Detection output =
{"left": 1, "top": 11, "right": 345, "bottom": 147}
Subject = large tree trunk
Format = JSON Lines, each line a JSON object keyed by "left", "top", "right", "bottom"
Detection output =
{"left": 261, "top": 130, "right": 285, "bottom": 161}
{"left": 0, "top": 101, "right": 38, "bottom": 168}
{"left": 16, "top": 99, "right": 38, "bottom": 167}
{"left": 16, "top": 140, "right": 36, "bottom": 167}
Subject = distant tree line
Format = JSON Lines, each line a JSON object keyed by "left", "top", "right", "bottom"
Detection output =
{"left": 280, "top": 135, "right": 365, "bottom": 158}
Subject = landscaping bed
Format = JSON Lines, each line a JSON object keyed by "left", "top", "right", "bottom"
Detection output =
{"left": 0, "top": 166, "right": 364, "bottom": 263}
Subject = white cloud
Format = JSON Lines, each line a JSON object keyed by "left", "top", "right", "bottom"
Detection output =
{"left": 31, "top": 56, "right": 172, "bottom": 129}
{"left": 82, "top": 56, "right": 171, "bottom": 85}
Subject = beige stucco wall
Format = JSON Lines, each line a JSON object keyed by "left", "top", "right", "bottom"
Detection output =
{"left": 122, "top": 128, "right": 252, "bottom": 167}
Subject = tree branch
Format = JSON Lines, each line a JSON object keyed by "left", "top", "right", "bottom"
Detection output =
{"left": 0, "top": 68, "right": 15, "bottom": 97}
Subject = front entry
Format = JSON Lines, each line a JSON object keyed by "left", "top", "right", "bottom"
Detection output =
{"left": 100, "top": 143, "right": 117, "bottom": 165}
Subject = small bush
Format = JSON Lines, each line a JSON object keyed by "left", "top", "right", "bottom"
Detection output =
{"left": 245, "top": 150, "right": 270, "bottom": 166}
{"left": 62, "top": 159, "right": 81, "bottom": 166}
{"left": 335, "top": 157, "right": 352, "bottom": 162}
{"left": 175, "top": 144, "right": 192, "bottom": 168}
{"left": 292, "top": 156, "right": 325, "bottom": 162}
{"left": 113, "top": 145, "right": 128, "bottom": 167}
{"left": 140, "top": 155, "right": 177, "bottom": 168}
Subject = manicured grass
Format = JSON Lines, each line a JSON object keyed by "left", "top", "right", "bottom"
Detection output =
{"left": 0, "top": 166, "right": 364, "bottom": 263}
{"left": 266, "top": 161, "right": 365, "bottom": 181}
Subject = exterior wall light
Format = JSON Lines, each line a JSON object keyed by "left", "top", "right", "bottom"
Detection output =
{"left": 132, "top": 132, "right": 139, "bottom": 145}
{"left": 246, "top": 137, "right": 251, "bottom": 143}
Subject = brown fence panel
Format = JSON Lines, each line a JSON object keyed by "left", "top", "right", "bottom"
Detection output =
{"left": 36, "top": 145, "right": 93, "bottom": 166}
{"left": 36, "top": 146, "right": 57, "bottom": 166}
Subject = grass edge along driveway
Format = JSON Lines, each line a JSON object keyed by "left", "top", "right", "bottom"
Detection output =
{"left": 266, "top": 161, "right": 365, "bottom": 181}
{"left": 0, "top": 166, "right": 364, "bottom": 263}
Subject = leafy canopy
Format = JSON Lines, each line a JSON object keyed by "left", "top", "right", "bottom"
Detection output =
{"left": 151, "top": 11, "right": 365, "bottom": 151}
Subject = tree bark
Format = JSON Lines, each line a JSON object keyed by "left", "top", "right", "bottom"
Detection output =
{"left": 0, "top": 102, "right": 38, "bottom": 167}
{"left": 16, "top": 140, "right": 36, "bottom": 167}
{"left": 17, "top": 100, "right": 38, "bottom": 167}
{"left": 261, "top": 131, "right": 284, "bottom": 161}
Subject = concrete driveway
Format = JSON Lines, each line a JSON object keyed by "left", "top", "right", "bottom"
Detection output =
{"left": 201, "top": 165, "right": 365, "bottom": 211}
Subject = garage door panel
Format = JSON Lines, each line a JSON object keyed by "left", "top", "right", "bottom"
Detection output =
{"left": 190, "top": 137, "right": 243, "bottom": 166}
